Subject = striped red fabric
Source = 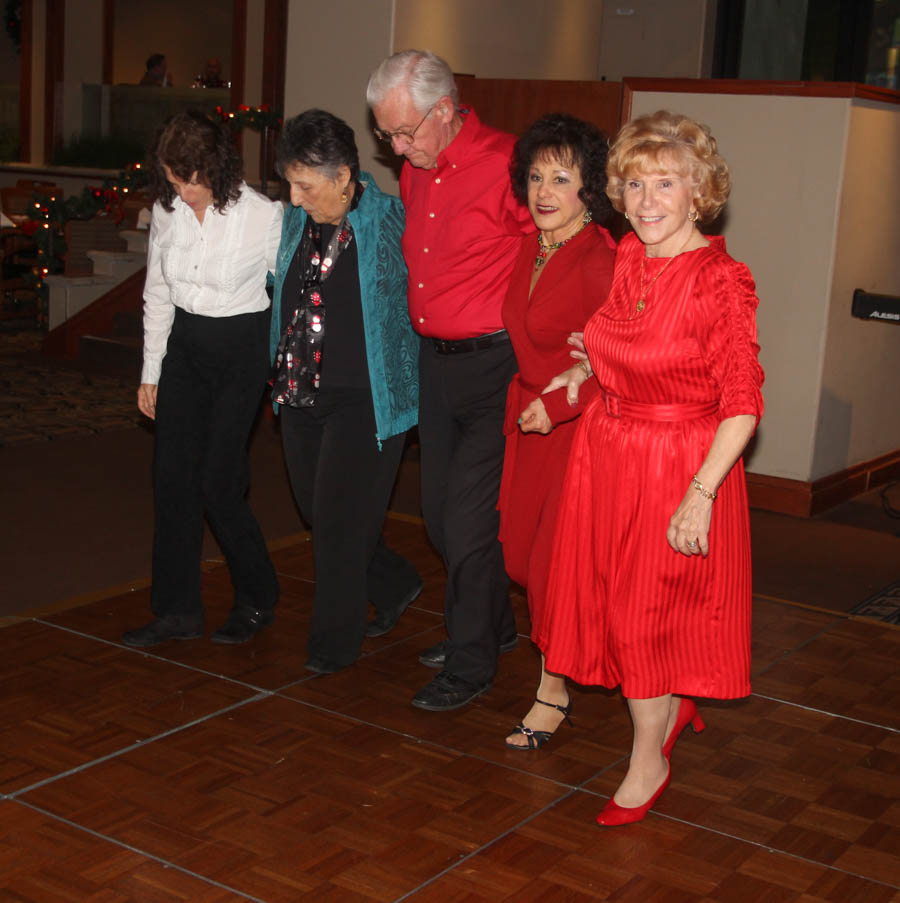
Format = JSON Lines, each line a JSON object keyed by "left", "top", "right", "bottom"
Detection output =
{"left": 536, "top": 233, "right": 764, "bottom": 700}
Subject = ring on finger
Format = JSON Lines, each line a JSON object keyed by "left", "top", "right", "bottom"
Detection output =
{"left": 687, "top": 540, "right": 698, "bottom": 549}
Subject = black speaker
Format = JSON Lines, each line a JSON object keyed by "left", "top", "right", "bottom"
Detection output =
{"left": 851, "top": 289, "right": 900, "bottom": 324}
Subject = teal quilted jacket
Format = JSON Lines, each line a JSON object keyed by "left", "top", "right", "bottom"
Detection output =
{"left": 269, "top": 171, "right": 419, "bottom": 444}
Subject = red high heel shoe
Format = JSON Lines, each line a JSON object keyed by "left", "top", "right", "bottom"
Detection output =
{"left": 662, "top": 697, "right": 705, "bottom": 760}
{"left": 596, "top": 765, "right": 671, "bottom": 827}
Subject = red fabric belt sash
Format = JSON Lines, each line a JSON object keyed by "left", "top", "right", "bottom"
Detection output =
{"left": 600, "top": 388, "right": 719, "bottom": 422}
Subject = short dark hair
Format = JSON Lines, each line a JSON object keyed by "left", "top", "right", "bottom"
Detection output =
{"left": 275, "top": 109, "right": 360, "bottom": 183}
{"left": 510, "top": 113, "right": 612, "bottom": 223}
{"left": 145, "top": 53, "right": 165, "bottom": 72}
{"left": 147, "top": 110, "right": 243, "bottom": 213}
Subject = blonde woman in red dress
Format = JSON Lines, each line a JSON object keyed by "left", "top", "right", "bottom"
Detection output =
{"left": 498, "top": 114, "right": 616, "bottom": 750}
{"left": 536, "top": 111, "right": 764, "bottom": 824}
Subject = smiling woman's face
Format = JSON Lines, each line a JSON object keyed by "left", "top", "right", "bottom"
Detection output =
{"left": 621, "top": 156, "right": 698, "bottom": 257}
{"left": 526, "top": 151, "right": 586, "bottom": 244}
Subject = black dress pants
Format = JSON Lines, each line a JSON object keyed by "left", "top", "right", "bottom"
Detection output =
{"left": 418, "top": 337, "right": 518, "bottom": 686}
{"left": 150, "top": 307, "right": 278, "bottom": 619}
{"left": 280, "top": 389, "right": 421, "bottom": 667}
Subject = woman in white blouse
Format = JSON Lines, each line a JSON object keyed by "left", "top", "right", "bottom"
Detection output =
{"left": 123, "top": 110, "right": 283, "bottom": 649}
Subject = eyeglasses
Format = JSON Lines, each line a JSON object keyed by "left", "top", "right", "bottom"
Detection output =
{"left": 373, "top": 104, "right": 435, "bottom": 146}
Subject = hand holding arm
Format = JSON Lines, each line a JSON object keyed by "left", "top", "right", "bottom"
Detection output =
{"left": 540, "top": 360, "right": 592, "bottom": 407}
{"left": 667, "top": 413, "right": 756, "bottom": 556}
{"left": 567, "top": 331, "right": 588, "bottom": 361}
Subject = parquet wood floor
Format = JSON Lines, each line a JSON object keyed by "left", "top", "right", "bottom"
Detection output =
{"left": 2, "top": 517, "right": 898, "bottom": 902}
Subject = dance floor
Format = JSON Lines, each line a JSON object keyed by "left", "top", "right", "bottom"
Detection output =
{"left": 1, "top": 515, "right": 898, "bottom": 902}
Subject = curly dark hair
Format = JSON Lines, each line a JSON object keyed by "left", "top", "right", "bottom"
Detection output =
{"left": 147, "top": 110, "right": 243, "bottom": 213}
{"left": 275, "top": 109, "right": 360, "bottom": 183}
{"left": 510, "top": 113, "right": 612, "bottom": 223}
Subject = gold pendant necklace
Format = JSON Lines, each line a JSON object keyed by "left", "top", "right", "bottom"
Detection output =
{"left": 632, "top": 232, "right": 696, "bottom": 317}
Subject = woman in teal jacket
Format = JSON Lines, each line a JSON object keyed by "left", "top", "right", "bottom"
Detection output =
{"left": 270, "top": 109, "right": 421, "bottom": 673}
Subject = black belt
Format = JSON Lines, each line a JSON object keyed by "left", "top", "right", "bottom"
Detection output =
{"left": 432, "top": 330, "right": 510, "bottom": 354}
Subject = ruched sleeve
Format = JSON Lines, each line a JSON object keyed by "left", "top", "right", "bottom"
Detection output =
{"left": 695, "top": 255, "right": 765, "bottom": 427}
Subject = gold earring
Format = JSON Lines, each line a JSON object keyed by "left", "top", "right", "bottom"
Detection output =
{"left": 340, "top": 190, "right": 348, "bottom": 203}
{"left": 688, "top": 210, "right": 699, "bottom": 222}
{"left": 624, "top": 213, "right": 629, "bottom": 221}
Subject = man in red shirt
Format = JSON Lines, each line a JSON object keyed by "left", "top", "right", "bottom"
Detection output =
{"left": 367, "top": 50, "right": 532, "bottom": 711}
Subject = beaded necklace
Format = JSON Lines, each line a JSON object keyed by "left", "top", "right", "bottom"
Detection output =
{"left": 534, "top": 210, "right": 592, "bottom": 268}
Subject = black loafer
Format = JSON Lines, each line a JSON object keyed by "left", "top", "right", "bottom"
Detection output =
{"left": 304, "top": 655, "right": 344, "bottom": 675}
{"left": 122, "top": 615, "right": 204, "bottom": 648}
{"left": 411, "top": 670, "right": 491, "bottom": 711}
{"left": 418, "top": 636, "right": 519, "bottom": 669}
{"left": 211, "top": 607, "right": 274, "bottom": 645}
{"left": 365, "top": 580, "right": 424, "bottom": 638}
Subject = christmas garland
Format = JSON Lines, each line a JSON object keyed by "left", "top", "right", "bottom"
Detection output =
{"left": 4, "top": 0, "right": 20, "bottom": 53}
{"left": 22, "top": 162, "right": 149, "bottom": 321}
{"left": 215, "top": 104, "right": 282, "bottom": 131}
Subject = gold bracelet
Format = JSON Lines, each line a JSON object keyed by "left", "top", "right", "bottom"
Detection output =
{"left": 691, "top": 474, "right": 717, "bottom": 500}
{"left": 577, "top": 360, "right": 591, "bottom": 378}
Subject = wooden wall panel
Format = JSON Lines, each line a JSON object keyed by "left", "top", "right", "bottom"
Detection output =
{"left": 456, "top": 76, "right": 623, "bottom": 139}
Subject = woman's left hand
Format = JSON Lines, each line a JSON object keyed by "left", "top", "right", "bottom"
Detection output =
{"left": 667, "top": 486, "right": 713, "bottom": 556}
{"left": 519, "top": 397, "right": 552, "bottom": 434}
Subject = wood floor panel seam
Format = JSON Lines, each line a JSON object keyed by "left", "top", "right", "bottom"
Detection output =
{"left": 390, "top": 787, "right": 581, "bottom": 902}
{"left": 11, "top": 798, "right": 267, "bottom": 903}
{"left": 750, "top": 618, "right": 845, "bottom": 680}
{"left": 266, "top": 689, "right": 622, "bottom": 793}
{"left": 749, "top": 691, "right": 900, "bottom": 733}
{"left": 32, "top": 617, "right": 279, "bottom": 693}
{"left": 9, "top": 691, "right": 272, "bottom": 800}
{"left": 654, "top": 810, "right": 900, "bottom": 893}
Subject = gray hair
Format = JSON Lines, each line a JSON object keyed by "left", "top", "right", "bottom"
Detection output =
{"left": 366, "top": 50, "right": 459, "bottom": 112}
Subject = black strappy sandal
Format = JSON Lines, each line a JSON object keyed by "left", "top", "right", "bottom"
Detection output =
{"left": 505, "top": 698, "right": 573, "bottom": 750}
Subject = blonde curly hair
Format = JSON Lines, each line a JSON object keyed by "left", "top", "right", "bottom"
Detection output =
{"left": 606, "top": 110, "right": 730, "bottom": 222}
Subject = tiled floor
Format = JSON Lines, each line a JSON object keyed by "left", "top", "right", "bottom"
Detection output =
{"left": 1, "top": 517, "right": 898, "bottom": 902}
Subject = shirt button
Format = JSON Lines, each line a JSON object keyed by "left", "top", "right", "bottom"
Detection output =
{"left": 418, "top": 317, "right": 425, "bottom": 324}
{"left": 423, "top": 248, "right": 429, "bottom": 253}
{"left": 429, "top": 212, "right": 435, "bottom": 218}
{"left": 417, "top": 282, "right": 424, "bottom": 288}
{"left": 435, "top": 177, "right": 441, "bottom": 184}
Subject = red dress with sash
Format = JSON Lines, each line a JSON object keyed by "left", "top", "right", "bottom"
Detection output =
{"left": 536, "top": 233, "right": 764, "bottom": 699}
{"left": 498, "top": 225, "right": 615, "bottom": 639}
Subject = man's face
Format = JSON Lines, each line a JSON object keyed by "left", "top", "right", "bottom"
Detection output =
{"left": 371, "top": 88, "right": 449, "bottom": 170}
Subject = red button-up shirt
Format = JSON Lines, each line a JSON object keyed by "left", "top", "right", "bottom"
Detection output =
{"left": 400, "top": 107, "right": 534, "bottom": 339}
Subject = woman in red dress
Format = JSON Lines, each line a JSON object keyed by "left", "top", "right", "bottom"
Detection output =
{"left": 536, "top": 111, "right": 764, "bottom": 823}
{"left": 498, "top": 114, "right": 616, "bottom": 749}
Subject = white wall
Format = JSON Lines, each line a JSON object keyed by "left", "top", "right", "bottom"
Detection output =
{"left": 393, "top": 0, "right": 605, "bottom": 80}
{"left": 597, "top": 0, "right": 714, "bottom": 80}
{"left": 284, "top": 0, "right": 395, "bottom": 190}
{"left": 814, "top": 100, "right": 900, "bottom": 478}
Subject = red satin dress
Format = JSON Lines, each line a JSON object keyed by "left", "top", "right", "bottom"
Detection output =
{"left": 536, "top": 233, "right": 764, "bottom": 699}
{"left": 498, "top": 225, "right": 615, "bottom": 640}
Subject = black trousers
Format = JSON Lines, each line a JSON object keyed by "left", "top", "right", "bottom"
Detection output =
{"left": 280, "top": 389, "right": 421, "bottom": 667}
{"left": 150, "top": 307, "right": 278, "bottom": 619}
{"left": 418, "top": 336, "right": 518, "bottom": 686}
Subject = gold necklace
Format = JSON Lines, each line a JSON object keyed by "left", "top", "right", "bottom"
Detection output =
{"left": 633, "top": 232, "right": 696, "bottom": 317}
{"left": 534, "top": 211, "right": 592, "bottom": 269}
